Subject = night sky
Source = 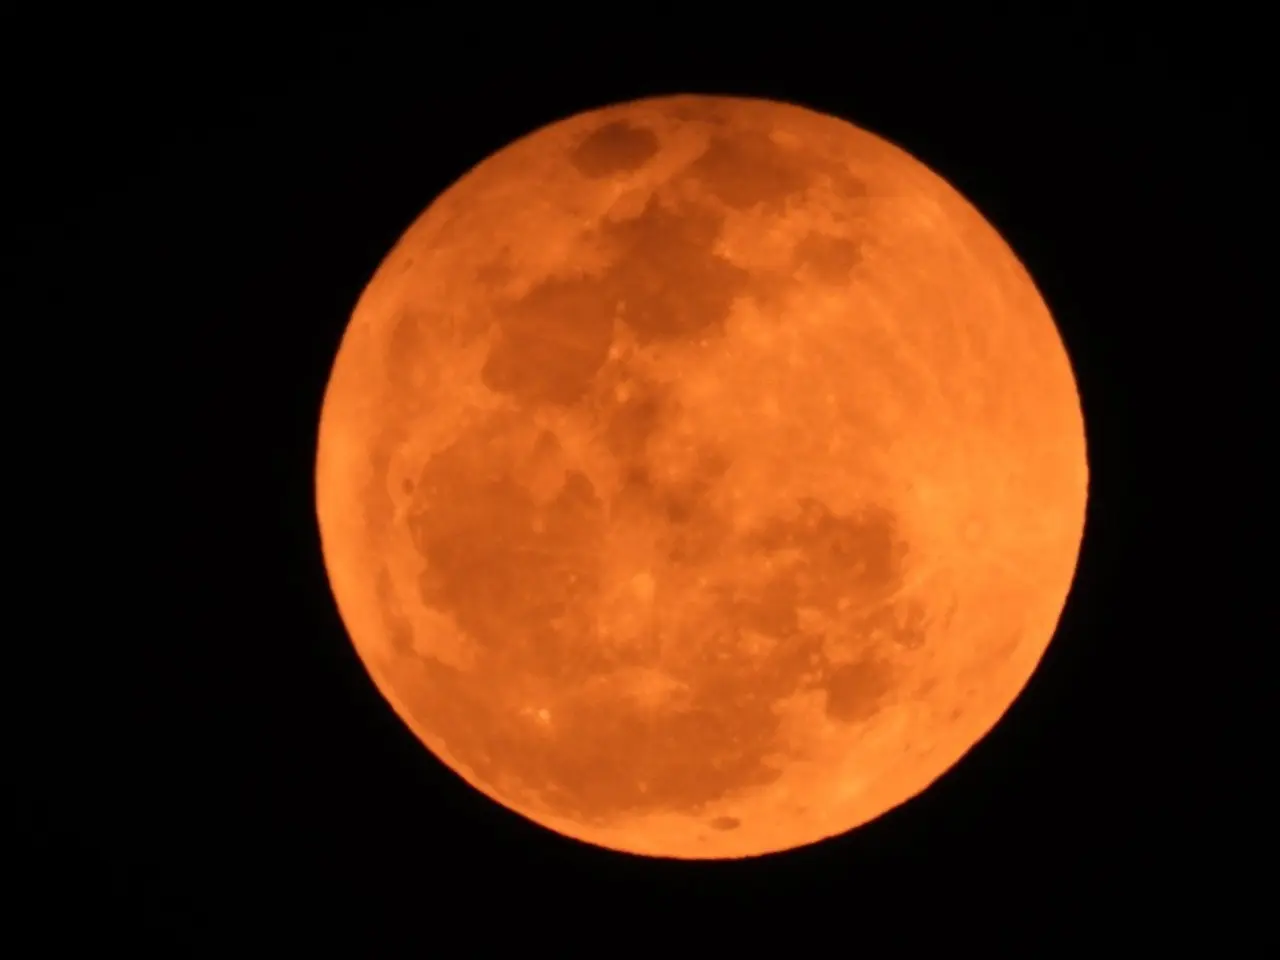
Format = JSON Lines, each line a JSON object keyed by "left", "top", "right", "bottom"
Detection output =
{"left": 11, "top": 10, "right": 1257, "bottom": 948}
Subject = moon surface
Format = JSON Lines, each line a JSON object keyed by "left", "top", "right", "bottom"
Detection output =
{"left": 314, "top": 95, "right": 1088, "bottom": 859}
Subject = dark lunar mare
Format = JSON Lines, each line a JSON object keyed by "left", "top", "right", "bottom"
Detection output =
{"left": 381, "top": 405, "right": 924, "bottom": 825}
{"left": 375, "top": 111, "right": 921, "bottom": 826}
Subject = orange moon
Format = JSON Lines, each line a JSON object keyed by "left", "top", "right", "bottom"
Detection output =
{"left": 314, "top": 95, "right": 1088, "bottom": 859}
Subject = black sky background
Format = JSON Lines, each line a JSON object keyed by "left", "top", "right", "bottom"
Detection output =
{"left": 9, "top": 9, "right": 1262, "bottom": 949}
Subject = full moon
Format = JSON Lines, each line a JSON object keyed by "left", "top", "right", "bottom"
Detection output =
{"left": 315, "top": 95, "right": 1088, "bottom": 859}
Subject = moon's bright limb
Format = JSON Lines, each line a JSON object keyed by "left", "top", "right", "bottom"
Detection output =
{"left": 315, "top": 95, "right": 1088, "bottom": 859}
